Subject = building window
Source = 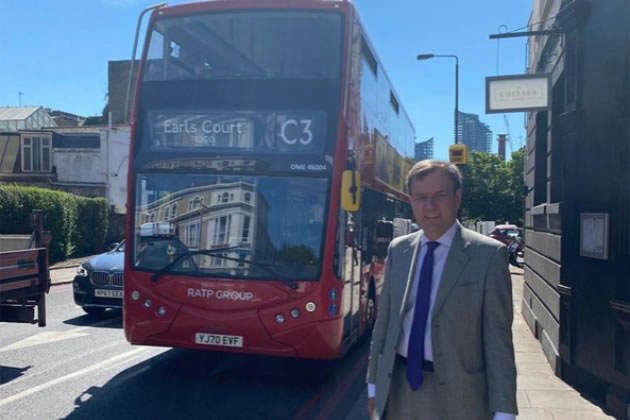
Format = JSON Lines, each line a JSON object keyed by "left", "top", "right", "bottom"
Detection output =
{"left": 244, "top": 192, "right": 251, "bottom": 203}
{"left": 164, "top": 207, "right": 170, "bottom": 220}
{"left": 242, "top": 216, "right": 250, "bottom": 242}
{"left": 185, "top": 222, "right": 201, "bottom": 247}
{"left": 534, "top": 111, "right": 549, "bottom": 206}
{"left": 214, "top": 215, "right": 232, "bottom": 244}
{"left": 238, "top": 253, "right": 246, "bottom": 267}
{"left": 150, "top": 213, "right": 155, "bottom": 222}
{"left": 188, "top": 195, "right": 203, "bottom": 211}
{"left": 361, "top": 36, "right": 377, "bottom": 76}
{"left": 390, "top": 91, "right": 399, "bottom": 115}
{"left": 171, "top": 203, "right": 177, "bottom": 218}
{"left": 214, "top": 253, "right": 226, "bottom": 266}
{"left": 22, "top": 136, "right": 52, "bottom": 172}
{"left": 222, "top": 192, "right": 229, "bottom": 203}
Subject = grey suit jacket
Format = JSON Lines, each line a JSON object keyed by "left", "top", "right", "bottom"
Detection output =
{"left": 366, "top": 222, "right": 517, "bottom": 419}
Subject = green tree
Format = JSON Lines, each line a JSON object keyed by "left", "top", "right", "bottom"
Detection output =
{"left": 459, "top": 148, "right": 525, "bottom": 226}
{"left": 506, "top": 147, "right": 526, "bottom": 225}
{"left": 275, "top": 244, "right": 318, "bottom": 266}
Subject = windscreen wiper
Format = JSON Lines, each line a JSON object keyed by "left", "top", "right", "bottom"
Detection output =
{"left": 151, "top": 247, "right": 236, "bottom": 283}
{"left": 151, "top": 249, "right": 298, "bottom": 290}
{"left": 203, "top": 255, "right": 298, "bottom": 291}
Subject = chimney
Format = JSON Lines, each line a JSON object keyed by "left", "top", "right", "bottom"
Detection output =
{"left": 497, "top": 134, "right": 507, "bottom": 162}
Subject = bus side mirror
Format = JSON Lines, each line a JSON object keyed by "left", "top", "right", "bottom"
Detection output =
{"left": 341, "top": 170, "right": 361, "bottom": 212}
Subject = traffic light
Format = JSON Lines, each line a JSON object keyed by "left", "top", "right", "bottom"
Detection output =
{"left": 449, "top": 144, "right": 468, "bottom": 165}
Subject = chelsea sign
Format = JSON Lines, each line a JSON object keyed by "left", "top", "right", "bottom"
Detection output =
{"left": 486, "top": 74, "right": 551, "bottom": 113}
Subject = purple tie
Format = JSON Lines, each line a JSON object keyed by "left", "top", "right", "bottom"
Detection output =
{"left": 407, "top": 240, "right": 440, "bottom": 391}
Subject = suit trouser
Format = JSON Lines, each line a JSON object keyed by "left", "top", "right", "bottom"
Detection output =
{"left": 385, "top": 357, "right": 493, "bottom": 420}
{"left": 385, "top": 357, "right": 441, "bottom": 420}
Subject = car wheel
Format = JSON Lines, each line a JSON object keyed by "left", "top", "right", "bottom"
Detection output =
{"left": 83, "top": 307, "right": 106, "bottom": 318}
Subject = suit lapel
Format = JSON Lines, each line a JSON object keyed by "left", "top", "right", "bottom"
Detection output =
{"left": 398, "top": 231, "right": 422, "bottom": 321}
{"left": 431, "top": 223, "right": 471, "bottom": 318}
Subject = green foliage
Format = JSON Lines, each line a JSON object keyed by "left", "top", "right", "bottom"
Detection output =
{"left": 459, "top": 148, "right": 525, "bottom": 226}
{"left": 275, "top": 244, "right": 318, "bottom": 265}
{"left": 0, "top": 186, "right": 109, "bottom": 262}
{"left": 74, "top": 198, "right": 109, "bottom": 255}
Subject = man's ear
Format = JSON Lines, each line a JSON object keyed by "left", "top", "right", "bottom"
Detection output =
{"left": 455, "top": 188, "right": 463, "bottom": 210}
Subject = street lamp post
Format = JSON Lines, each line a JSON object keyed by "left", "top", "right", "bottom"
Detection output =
{"left": 417, "top": 54, "right": 459, "bottom": 144}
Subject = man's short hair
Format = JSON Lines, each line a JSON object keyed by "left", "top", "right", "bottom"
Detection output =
{"left": 406, "top": 160, "right": 463, "bottom": 193}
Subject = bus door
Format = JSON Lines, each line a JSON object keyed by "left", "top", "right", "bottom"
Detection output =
{"left": 342, "top": 212, "right": 362, "bottom": 341}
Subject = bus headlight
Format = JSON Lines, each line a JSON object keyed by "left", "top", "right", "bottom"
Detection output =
{"left": 131, "top": 291, "right": 140, "bottom": 301}
{"left": 143, "top": 299, "right": 152, "bottom": 309}
{"left": 305, "top": 302, "right": 316, "bottom": 313}
{"left": 290, "top": 308, "right": 300, "bottom": 319}
{"left": 275, "top": 314, "right": 285, "bottom": 324}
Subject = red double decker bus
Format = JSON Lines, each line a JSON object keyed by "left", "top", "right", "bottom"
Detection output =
{"left": 124, "top": 0, "right": 416, "bottom": 359}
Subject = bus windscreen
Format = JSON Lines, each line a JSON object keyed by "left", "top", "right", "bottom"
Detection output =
{"left": 143, "top": 11, "right": 343, "bottom": 82}
{"left": 134, "top": 174, "right": 328, "bottom": 281}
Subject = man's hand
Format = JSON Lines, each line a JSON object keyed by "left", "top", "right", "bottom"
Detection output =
{"left": 368, "top": 397, "right": 375, "bottom": 418}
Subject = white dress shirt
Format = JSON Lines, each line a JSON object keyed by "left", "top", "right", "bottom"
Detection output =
{"left": 368, "top": 222, "right": 515, "bottom": 420}
{"left": 397, "top": 222, "right": 457, "bottom": 360}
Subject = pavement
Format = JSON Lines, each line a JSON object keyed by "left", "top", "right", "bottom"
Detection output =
{"left": 49, "top": 255, "right": 93, "bottom": 286}
{"left": 343, "top": 267, "right": 616, "bottom": 420}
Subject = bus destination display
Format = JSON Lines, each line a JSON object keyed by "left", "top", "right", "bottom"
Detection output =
{"left": 148, "top": 110, "right": 326, "bottom": 154}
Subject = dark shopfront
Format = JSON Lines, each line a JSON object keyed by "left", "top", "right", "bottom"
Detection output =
{"left": 523, "top": 0, "right": 630, "bottom": 418}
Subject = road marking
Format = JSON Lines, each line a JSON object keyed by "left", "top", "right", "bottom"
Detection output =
{"left": 0, "top": 318, "right": 119, "bottom": 352}
{"left": 292, "top": 352, "right": 368, "bottom": 420}
{"left": 314, "top": 356, "right": 367, "bottom": 420}
{"left": 0, "top": 348, "right": 146, "bottom": 408}
{"left": 3, "top": 341, "right": 123, "bottom": 388}
{"left": 0, "top": 331, "right": 89, "bottom": 352}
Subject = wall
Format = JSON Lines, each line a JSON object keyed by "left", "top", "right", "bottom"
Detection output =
{"left": 0, "top": 235, "right": 31, "bottom": 252}
{"left": 523, "top": 0, "right": 564, "bottom": 375}
{"left": 525, "top": 0, "right": 630, "bottom": 417}
{"left": 54, "top": 146, "right": 104, "bottom": 184}
{"left": 52, "top": 126, "right": 129, "bottom": 214}
{"left": 104, "top": 127, "right": 130, "bottom": 214}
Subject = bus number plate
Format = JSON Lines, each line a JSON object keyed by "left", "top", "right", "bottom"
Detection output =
{"left": 195, "top": 333, "right": 243, "bottom": 348}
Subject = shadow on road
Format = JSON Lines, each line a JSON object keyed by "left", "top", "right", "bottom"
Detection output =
{"left": 63, "top": 310, "right": 123, "bottom": 329}
{"left": 61, "top": 338, "right": 369, "bottom": 420}
{"left": 0, "top": 365, "right": 32, "bottom": 385}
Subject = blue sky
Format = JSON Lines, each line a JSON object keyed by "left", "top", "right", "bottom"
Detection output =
{"left": 1, "top": 0, "right": 531, "bottom": 160}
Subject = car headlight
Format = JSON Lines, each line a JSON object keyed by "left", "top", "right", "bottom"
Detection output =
{"left": 76, "top": 264, "right": 89, "bottom": 277}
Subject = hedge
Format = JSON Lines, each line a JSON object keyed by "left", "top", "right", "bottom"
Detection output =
{"left": 0, "top": 186, "right": 109, "bottom": 262}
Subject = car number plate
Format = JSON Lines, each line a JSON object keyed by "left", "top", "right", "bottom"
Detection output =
{"left": 195, "top": 333, "right": 243, "bottom": 348}
{"left": 94, "top": 289, "right": 123, "bottom": 298}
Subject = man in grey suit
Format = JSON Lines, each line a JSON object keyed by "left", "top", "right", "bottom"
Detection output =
{"left": 367, "top": 160, "right": 517, "bottom": 420}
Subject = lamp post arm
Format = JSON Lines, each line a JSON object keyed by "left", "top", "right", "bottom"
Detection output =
{"left": 416, "top": 54, "right": 460, "bottom": 144}
{"left": 455, "top": 58, "right": 459, "bottom": 144}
